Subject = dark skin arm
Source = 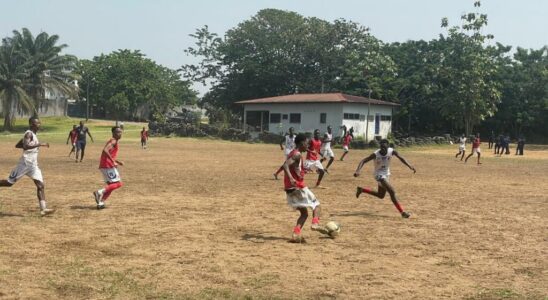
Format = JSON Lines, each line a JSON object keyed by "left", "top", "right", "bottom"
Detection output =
{"left": 20, "top": 132, "right": 49, "bottom": 150}
{"left": 66, "top": 131, "right": 71, "bottom": 144}
{"left": 353, "top": 153, "right": 376, "bottom": 177}
{"left": 393, "top": 150, "right": 416, "bottom": 173}
{"left": 282, "top": 152, "right": 302, "bottom": 187}
{"left": 86, "top": 128, "right": 94, "bottom": 143}
{"left": 279, "top": 135, "right": 286, "bottom": 150}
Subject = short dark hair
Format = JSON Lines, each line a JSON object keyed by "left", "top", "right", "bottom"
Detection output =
{"left": 294, "top": 133, "right": 307, "bottom": 146}
{"left": 380, "top": 139, "right": 389, "bottom": 144}
{"left": 28, "top": 116, "right": 39, "bottom": 124}
{"left": 111, "top": 126, "right": 121, "bottom": 133}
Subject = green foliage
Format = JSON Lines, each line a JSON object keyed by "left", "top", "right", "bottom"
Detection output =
{"left": 107, "top": 92, "right": 130, "bottom": 121}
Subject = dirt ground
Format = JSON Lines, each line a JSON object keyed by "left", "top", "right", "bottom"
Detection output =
{"left": 0, "top": 134, "right": 546, "bottom": 299}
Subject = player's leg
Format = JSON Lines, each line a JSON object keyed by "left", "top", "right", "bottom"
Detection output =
{"left": 291, "top": 207, "right": 308, "bottom": 242}
{"left": 477, "top": 151, "right": 481, "bottom": 164}
{"left": 464, "top": 150, "right": 474, "bottom": 162}
{"left": 325, "top": 154, "right": 335, "bottom": 171}
{"left": 315, "top": 168, "right": 325, "bottom": 187}
{"left": 30, "top": 167, "right": 54, "bottom": 216}
{"left": 356, "top": 182, "right": 387, "bottom": 199}
{"left": 79, "top": 143, "right": 86, "bottom": 162}
{"left": 273, "top": 164, "right": 284, "bottom": 180}
{"left": 379, "top": 178, "right": 410, "bottom": 218}
{"left": 460, "top": 150, "right": 465, "bottom": 160}
{"left": 340, "top": 149, "right": 348, "bottom": 161}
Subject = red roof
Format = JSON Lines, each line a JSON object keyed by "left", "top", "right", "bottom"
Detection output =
{"left": 235, "top": 93, "right": 399, "bottom": 106}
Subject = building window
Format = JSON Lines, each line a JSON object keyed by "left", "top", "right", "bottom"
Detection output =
{"left": 359, "top": 114, "right": 366, "bottom": 121}
{"left": 381, "top": 115, "right": 392, "bottom": 121}
{"left": 290, "top": 113, "right": 301, "bottom": 124}
{"left": 270, "top": 113, "right": 281, "bottom": 123}
{"left": 282, "top": 114, "right": 288, "bottom": 120}
{"left": 367, "top": 115, "right": 374, "bottom": 121}
{"left": 320, "top": 113, "right": 326, "bottom": 124}
{"left": 343, "top": 113, "right": 360, "bottom": 120}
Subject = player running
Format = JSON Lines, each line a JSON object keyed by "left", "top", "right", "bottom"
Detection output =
{"left": 464, "top": 133, "right": 482, "bottom": 164}
{"left": 273, "top": 127, "right": 296, "bottom": 180}
{"left": 354, "top": 139, "right": 416, "bottom": 218}
{"left": 455, "top": 134, "right": 466, "bottom": 161}
{"left": 283, "top": 133, "right": 326, "bottom": 243}
{"left": 140, "top": 127, "right": 149, "bottom": 149}
{"left": 340, "top": 131, "right": 353, "bottom": 161}
{"left": 0, "top": 117, "right": 54, "bottom": 216}
{"left": 75, "top": 121, "right": 94, "bottom": 163}
{"left": 304, "top": 129, "right": 326, "bottom": 188}
{"left": 320, "top": 125, "right": 335, "bottom": 172}
{"left": 92, "top": 126, "right": 124, "bottom": 209}
{"left": 66, "top": 125, "right": 78, "bottom": 158}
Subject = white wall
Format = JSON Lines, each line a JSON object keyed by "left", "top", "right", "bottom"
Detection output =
{"left": 243, "top": 102, "right": 395, "bottom": 139}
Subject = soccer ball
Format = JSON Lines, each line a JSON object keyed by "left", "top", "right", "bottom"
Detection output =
{"left": 325, "top": 221, "right": 341, "bottom": 238}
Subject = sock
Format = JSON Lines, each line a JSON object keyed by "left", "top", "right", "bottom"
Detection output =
{"left": 394, "top": 202, "right": 404, "bottom": 213}
{"left": 293, "top": 226, "right": 302, "bottom": 234}
{"left": 362, "top": 187, "right": 371, "bottom": 193}
{"left": 312, "top": 217, "right": 320, "bottom": 225}
{"left": 39, "top": 200, "right": 47, "bottom": 210}
{"left": 102, "top": 182, "right": 123, "bottom": 201}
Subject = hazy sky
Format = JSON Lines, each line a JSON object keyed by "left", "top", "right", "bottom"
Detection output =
{"left": 2, "top": 0, "right": 547, "bottom": 94}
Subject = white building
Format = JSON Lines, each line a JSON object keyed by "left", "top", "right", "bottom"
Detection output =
{"left": 236, "top": 93, "right": 399, "bottom": 141}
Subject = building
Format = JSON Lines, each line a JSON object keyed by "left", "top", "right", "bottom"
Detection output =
{"left": 235, "top": 93, "right": 399, "bottom": 141}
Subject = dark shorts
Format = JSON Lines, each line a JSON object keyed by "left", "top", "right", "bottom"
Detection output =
{"left": 76, "top": 140, "right": 86, "bottom": 150}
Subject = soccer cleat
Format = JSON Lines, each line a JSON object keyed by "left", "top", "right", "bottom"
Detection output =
{"left": 290, "top": 232, "right": 305, "bottom": 243}
{"left": 401, "top": 211, "right": 411, "bottom": 218}
{"left": 311, "top": 224, "right": 329, "bottom": 235}
{"left": 356, "top": 187, "right": 362, "bottom": 198}
{"left": 273, "top": 173, "right": 278, "bottom": 180}
{"left": 40, "top": 208, "right": 55, "bottom": 216}
{"left": 97, "top": 201, "right": 106, "bottom": 209}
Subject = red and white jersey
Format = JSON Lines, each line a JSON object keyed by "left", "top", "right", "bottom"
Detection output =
{"left": 343, "top": 134, "right": 352, "bottom": 147}
{"left": 374, "top": 148, "right": 394, "bottom": 177}
{"left": 472, "top": 138, "right": 480, "bottom": 148}
{"left": 99, "top": 138, "right": 119, "bottom": 169}
{"left": 284, "top": 149, "right": 306, "bottom": 190}
{"left": 306, "top": 138, "right": 322, "bottom": 161}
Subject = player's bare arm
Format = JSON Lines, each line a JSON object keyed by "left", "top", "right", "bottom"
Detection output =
{"left": 353, "top": 153, "right": 375, "bottom": 177}
{"left": 22, "top": 132, "right": 48, "bottom": 150}
{"left": 87, "top": 130, "right": 94, "bottom": 142}
{"left": 66, "top": 133, "right": 71, "bottom": 144}
{"left": 279, "top": 136, "right": 285, "bottom": 150}
{"left": 393, "top": 150, "right": 416, "bottom": 173}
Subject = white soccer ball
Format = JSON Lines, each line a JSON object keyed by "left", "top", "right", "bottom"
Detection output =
{"left": 325, "top": 221, "right": 341, "bottom": 238}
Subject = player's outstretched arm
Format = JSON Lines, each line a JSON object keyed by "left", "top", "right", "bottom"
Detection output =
{"left": 394, "top": 150, "right": 416, "bottom": 173}
{"left": 353, "top": 153, "right": 375, "bottom": 177}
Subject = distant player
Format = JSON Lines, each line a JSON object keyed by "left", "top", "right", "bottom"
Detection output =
{"left": 273, "top": 127, "right": 296, "bottom": 180}
{"left": 464, "top": 133, "right": 481, "bottom": 164}
{"left": 66, "top": 125, "right": 78, "bottom": 158}
{"left": 93, "top": 126, "right": 124, "bottom": 209}
{"left": 320, "top": 125, "right": 335, "bottom": 172}
{"left": 75, "top": 121, "right": 94, "bottom": 163}
{"left": 354, "top": 139, "right": 416, "bottom": 218}
{"left": 340, "top": 131, "right": 353, "bottom": 161}
{"left": 283, "top": 133, "right": 326, "bottom": 243}
{"left": 304, "top": 129, "right": 326, "bottom": 188}
{"left": 0, "top": 117, "right": 54, "bottom": 216}
{"left": 455, "top": 134, "right": 466, "bottom": 161}
{"left": 140, "top": 127, "right": 149, "bottom": 149}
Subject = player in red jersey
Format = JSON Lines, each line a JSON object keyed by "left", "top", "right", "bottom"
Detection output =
{"left": 304, "top": 129, "right": 326, "bottom": 188}
{"left": 339, "top": 131, "right": 353, "bottom": 161}
{"left": 92, "top": 126, "right": 124, "bottom": 209}
{"left": 140, "top": 127, "right": 149, "bottom": 149}
{"left": 464, "top": 133, "right": 482, "bottom": 165}
{"left": 66, "top": 125, "right": 78, "bottom": 158}
{"left": 283, "top": 133, "right": 327, "bottom": 242}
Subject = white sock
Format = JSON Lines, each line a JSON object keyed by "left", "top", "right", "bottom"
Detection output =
{"left": 98, "top": 188, "right": 106, "bottom": 195}
{"left": 39, "top": 200, "right": 47, "bottom": 210}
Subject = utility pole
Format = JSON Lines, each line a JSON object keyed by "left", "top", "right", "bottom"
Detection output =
{"left": 365, "top": 89, "right": 372, "bottom": 143}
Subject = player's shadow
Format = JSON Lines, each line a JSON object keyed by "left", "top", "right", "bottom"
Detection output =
{"left": 0, "top": 212, "right": 23, "bottom": 217}
{"left": 241, "top": 233, "right": 287, "bottom": 242}
{"left": 70, "top": 205, "right": 97, "bottom": 210}
{"left": 330, "top": 211, "right": 390, "bottom": 218}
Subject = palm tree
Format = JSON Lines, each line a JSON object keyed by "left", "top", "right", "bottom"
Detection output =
{"left": 0, "top": 37, "right": 34, "bottom": 131}
{"left": 13, "top": 28, "right": 78, "bottom": 114}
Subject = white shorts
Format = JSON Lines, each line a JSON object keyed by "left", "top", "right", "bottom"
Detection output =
{"left": 286, "top": 187, "right": 320, "bottom": 209}
{"left": 7, "top": 160, "right": 43, "bottom": 184}
{"left": 304, "top": 159, "right": 324, "bottom": 171}
{"left": 320, "top": 147, "right": 335, "bottom": 158}
{"left": 284, "top": 149, "right": 293, "bottom": 159}
{"left": 343, "top": 145, "right": 349, "bottom": 152}
{"left": 374, "top": 174, "right": 390, "bottom": 182}
{"left": 472, "top": 147, "right": 481, "bottom": 154}
{"left": 100, "top": 167, "right": 121, "bottom": 183}
{"left": 459, "top": 145, "right": 465, "bottom": 151}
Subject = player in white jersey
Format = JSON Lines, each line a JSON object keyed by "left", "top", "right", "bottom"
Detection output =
{"left": 320, "top": 125, "right": 335, "bottom": 172}
{"left": 0, "top": 117, "right": 54, "bottom": 216}
{"left": 455, "top": 134, "right": 467, "bottom": 161}
{"left": 273, "top": 127, "right": 296, "bottom": 180}
{"left": 353, "top": 139, "right": 416, "bottom": 218}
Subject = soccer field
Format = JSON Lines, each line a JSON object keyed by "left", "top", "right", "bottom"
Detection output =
{"left": 0, "top": 133, "right": 547, "bottom": 299}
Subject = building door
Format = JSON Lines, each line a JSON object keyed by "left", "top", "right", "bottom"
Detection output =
{"left": 245, "top": 111, "right": 269, "bottom": 132}
{"left": 375, "top": 113, "right": 380, "bottom": 135}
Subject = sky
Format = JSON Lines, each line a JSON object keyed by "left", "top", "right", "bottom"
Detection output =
{"left": 2, "top": 0, "right": 547, "bottom": 95}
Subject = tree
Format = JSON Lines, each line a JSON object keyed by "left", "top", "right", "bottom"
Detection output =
{"left": 106, "top": 92, "right": 129, "bottom": 121}
{"left": 0, "top": 36, "right": 33, "bottom": 130}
